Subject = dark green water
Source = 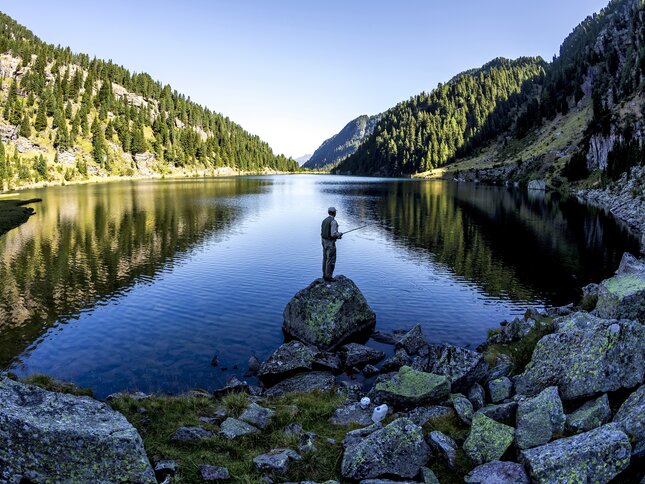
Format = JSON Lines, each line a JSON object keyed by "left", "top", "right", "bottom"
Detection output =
{"left": 0, "top": 175, "right": 639, "bottom": 397}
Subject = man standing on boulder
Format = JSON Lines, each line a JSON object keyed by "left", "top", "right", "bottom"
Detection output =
{"left": 321, "top": 207, "right": 342, "bottom": 281}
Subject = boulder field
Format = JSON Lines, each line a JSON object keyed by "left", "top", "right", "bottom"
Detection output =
{"left": 1, "top": 254, "right": 644, "bottom": 482}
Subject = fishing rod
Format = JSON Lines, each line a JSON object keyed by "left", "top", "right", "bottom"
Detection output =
{"left": 342, "top": 224, "right": 370, "bottom": 235}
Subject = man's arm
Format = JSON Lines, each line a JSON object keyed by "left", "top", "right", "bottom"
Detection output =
{"left": 331, "top": 219, "right": 342, "bottom": 239}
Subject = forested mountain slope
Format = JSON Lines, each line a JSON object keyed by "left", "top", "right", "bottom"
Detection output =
{"left": 0, "top": 12, "right": 298, "bottom": 191}
{"left": 303, "top": 114, "right": 380, "bottom": 170}
{"left": 334, "top": 0, "right": 645, "bottom": 183}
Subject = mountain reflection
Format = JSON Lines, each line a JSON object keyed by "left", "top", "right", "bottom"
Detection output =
{"left": 0, "top": 178, "right": 266, "bottom": 366}
{"left": 337, "top": 180, "right": 638, "bottom": 304}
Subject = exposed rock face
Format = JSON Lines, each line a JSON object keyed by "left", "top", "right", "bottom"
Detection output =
{"left": 239, "top": 402, "right": 275, "bottom": 430}
{"left": 283, "top": 276, "right": 376, "bottom": 350}
{"left": 452, "top": 393, "right": 474, "bottom": 425}
{"left": 515, "top": 316, "right": 645, "bottom": 399}
{"left": 341, "top": 418, "right": 430, "bottom": 480}
{"left": 463, "top": 413, "right": 515, "bottom": 466}
{"left": 258, "top": 341, "right": 317, "bottom": 384}
{"left": 528, "top": 179, "right": 546, "bottom": 191}
{"left": 219, "top": 418, "right": 260, "bottom": 439}
{"left": 597, "top": 253, "right": 645, "bottom": 321}
{"left": 464, "top": 461, "right": 529, "bottom": 484}
{"left": 264, "top": 371, "right": 335, "bottom": 397}
{"left": 566, "top": 394, "right": 611, "bottom": 434}
{"left": 373, "top": 366, "right": 450, "bottom": 409}
{"left": 418, "top": 344, "right": 488, "bottom": 393}
{"left": 519, "top": 424, "right": 631, "bottom": 483}
{"left": 395, "top": 324, "right": 428, "bottom": 355}
{"left": 253, "top": 448, "right": 301, "bottom": 474}
{"left": 330, "top": 401, "right": 374, "bottom": 426}
{"left": 0, "top": 377, "right": 155, "bottom": 483}
{"left": 427, "top": 431, "right": 457, "bottom": 469}
{"left": 613, "top": 384, "right": 645, "bottom": 457}
{"left": 516, "top": 386, "right": 565, "bottom": 450}
{"left": 487, "top": 377, "right": 513, "bottom": 403}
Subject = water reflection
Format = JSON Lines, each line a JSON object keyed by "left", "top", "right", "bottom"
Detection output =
{"left": 0, "top": 178, "right": 266, "bottom": 366}
{"left": 0, "top": 176, "right": 638, "bottom": 397}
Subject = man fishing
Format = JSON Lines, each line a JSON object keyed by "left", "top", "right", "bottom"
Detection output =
{"left": 321, "top": 207, "right": 342, "bottom": 281}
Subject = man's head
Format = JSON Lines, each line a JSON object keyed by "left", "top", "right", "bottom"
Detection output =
{"left": 328, "top": 207, "right": 337, "bottom": 216}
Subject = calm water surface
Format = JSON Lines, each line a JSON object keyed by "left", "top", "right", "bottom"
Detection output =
{"left": 0, "top": 175, "right": 639, "bottom": 398}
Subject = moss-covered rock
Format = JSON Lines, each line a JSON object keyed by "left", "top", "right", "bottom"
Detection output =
{"left": 519, "top": 423, "right": 631, "bottom": 483}
{"left": 566, "top": 394, "right": 611, "bottom": 434}
{"left": 283, "top": 276, "right": 376, "bottom": 351}
{"left": 516, "top": 386, "right": 565, "bottom": 450}
{"left": 487, "top": 377, "right": 513, "bottom": 403}
{"left": 258, "top": 341, "right": 318, "bottom": 385}
{"left": 373, "top": 366, "right": 450, "bottom": 409}
{"left": 613, "top": 384, "right": 645, "bottom": 457}
{"left": 597, "top": 253, "right": 645, "bottom": 322}
{"left": 463, "top": 413, "right": 515, "bottom": 466}
{"left": 464, "top": 460, "right": 529, "bottom": 484}
{"left": 0, "top": 376, "right": 155, "bottom": 483}
{"left": 341, "top": 417, "right": 430, "bottom": 480}
{"left": 515, "top": 318, "right": 645, "bottom": 400}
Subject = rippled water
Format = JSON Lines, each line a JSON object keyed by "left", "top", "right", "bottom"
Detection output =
{"left": 0, "top": 175, "right": 639, "bottom": 398}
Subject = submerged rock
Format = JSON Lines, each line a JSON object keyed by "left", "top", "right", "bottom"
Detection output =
{"left": 463, "top": 413, "right": 515, "bottom": 466}
{"left": 519, "top": 423, "right": 631, "bottom": 483}
{"left": 464, "top": 460, "right": 529, "bottom": 484}
{"left": 373, "top": 366, "right": 450, "bottom": 408}
{"left": 597, "top": 253, "right": 645, "bottom": 321}
{"left": 514, "top": 317, "right": 645, "bottom": 399}
{"left": 0, "top": 376, "right": 155, "bottom": 483}
{"left": 613, "top": 384, "right": 645, "bottom": 457}
{"left": 283, "top": 276, "right": 376, "bottom": 350}
{"left": 253, "top": 448, "right": 302, "bottom": 474}
{"left": 265, "top": 371, "right": 335, "bottom": 397}
{"left": 419, "top": 343, "right": 488, "bottom": 393}
{"left": 566, "top": 394, "right": 611, "bottom": 434}
{"left": 341, "top": 417, "right": 430, "bottom": 480}
{"left": 258, "top": 341, "right": 317, "bottom": 385}
{"left": 516, "top": 386, "right": 565, "bottom": 450}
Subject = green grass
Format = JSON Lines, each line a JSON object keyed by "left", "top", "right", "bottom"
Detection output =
{"left": 483, "top": 318, "right": 555, "bottom": 374}
{"left": 19, "top": 373, "right": 94, "bottom": 397}
{"left": 109, "top": 390, "right": 350, "bottom": 483}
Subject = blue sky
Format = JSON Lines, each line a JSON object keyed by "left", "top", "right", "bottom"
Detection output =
{"left": 4, "top": 1, "right": 609, "bottom": 158}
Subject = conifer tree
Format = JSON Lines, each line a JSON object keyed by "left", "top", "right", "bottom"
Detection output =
{"left": 19, "top": 113, "right": 31, "bottom": 138}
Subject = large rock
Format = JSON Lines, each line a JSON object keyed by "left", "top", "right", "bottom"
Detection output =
{"left": 330, "top": 401, "right": 374, "bottom": 426}
{"left": 253, "top": 448, "right": 301, "bottom": 474}
{"left": 341, "top": 343, "right": 385, "bottom": 368}
{"left": 395, "top": 324, "right": 428, "bottom": 355}
{"left": 341, "top": 418, "right": 430, "bottom": 480}
{"left": 566, "top": 394, "right": 611, "bottom": 434}
{"left": 283, "top": 276, "right": 376, "bottom": 350}
{"left": 514, "top": 317, "right": 645, "bottom": 399}
{"left": 0, "top": 376, "right": 155, "bottom": 483}
{"left": 519, "top": 424, "right": 631, "bottom": 483}
{"left": 476, "top": 402, "right": 517, "bottom": 425}
{"left": 464, "top": 461, "right": 529, "bottom": 484}
{"left": 613, "top": 384, "right": 645, "bottom": 457}
{"left": 417, "top": 343, "right": 488, "bottom": 393}
{"left": 597, "top": 253, "right": 645, "bottom": 321}
{"left": 451, "top": 393, "right": 474, "bottom": 425}
{"left": 264, "top": 371, "right": 335, "bottom": 397}
{"left": 239, "top": 402, "right": 275, "bottom": 430}
{"left": 258, "top": 341, "right": 317, "bottom": 384}
{"left": 487, "top": 377, "right": 513, "bottom": 403}
{"left": 427, "top": 431, "right": 457, "bottom": 469}
{"left": 463, "top": 413, "right": 515, "bottom": 466}
{"left": 219, "top": 417, "right": 260, "bottom": 439}
{"left": 515, "top": 386, "right": 565, "bottom": 450}
{"left": 372, "top": 366, "right": 450, "bottom": 409}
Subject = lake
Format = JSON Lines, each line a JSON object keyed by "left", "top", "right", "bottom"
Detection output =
{"left": 0, "top": 175, "right": 639, "bottom": 398}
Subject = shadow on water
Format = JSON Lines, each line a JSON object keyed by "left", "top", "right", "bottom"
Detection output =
{"left": 0, "top": 178, "right": 267, "bottom": 367}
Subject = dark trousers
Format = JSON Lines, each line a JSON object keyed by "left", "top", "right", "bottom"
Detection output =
{"left": 322, "top": 239, "right": 336, "bottom": 279}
